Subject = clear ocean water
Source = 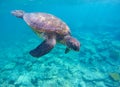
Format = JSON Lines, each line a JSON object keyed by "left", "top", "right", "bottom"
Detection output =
{"left": 0, "top": 0, "right": 120, "bottom": 87}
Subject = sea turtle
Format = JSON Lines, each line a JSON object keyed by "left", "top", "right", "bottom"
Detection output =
{"left": 11, "top": 10, "right": 80, "bottom": 58}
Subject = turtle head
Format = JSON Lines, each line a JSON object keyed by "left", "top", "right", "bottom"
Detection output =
{"left": 64, "top": 36, "right": 80, "bottom": 51}
{"left": 11, "top": 10, "right": 25, "bottom": 18}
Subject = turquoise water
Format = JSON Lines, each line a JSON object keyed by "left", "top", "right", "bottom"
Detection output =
{"left": 0, "top": 0, "right": 120, "bottom": 87}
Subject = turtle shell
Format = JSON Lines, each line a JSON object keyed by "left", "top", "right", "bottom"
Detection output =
{"left": 23, "top": 13, "right": 70, "bottom": 35}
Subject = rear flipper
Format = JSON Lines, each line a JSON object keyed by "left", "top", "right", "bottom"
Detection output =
{"left": 29, "top": 38, "right": 56, "bottom": 58}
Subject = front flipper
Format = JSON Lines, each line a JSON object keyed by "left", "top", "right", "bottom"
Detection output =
{"left": 29, "top": 38, "right": 56, "bottom": 58}
{"left": 65, "top": 47, "right": 70, "bottom": 54}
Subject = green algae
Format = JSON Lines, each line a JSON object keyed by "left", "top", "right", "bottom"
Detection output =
{"left": 109, "top": 72, "right": 120, "bottom": 82}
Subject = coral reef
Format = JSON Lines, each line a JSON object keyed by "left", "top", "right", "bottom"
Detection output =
{"left": 0, "top": 32, "right": 120, "bottom": 87}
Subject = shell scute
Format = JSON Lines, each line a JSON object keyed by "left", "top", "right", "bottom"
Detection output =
{"left": 23, "top": 13, "right": 70, "bottom": 35}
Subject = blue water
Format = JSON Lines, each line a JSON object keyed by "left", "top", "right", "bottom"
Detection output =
{"left": 0, "top": 0, "right": 120, "bottom": 87}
